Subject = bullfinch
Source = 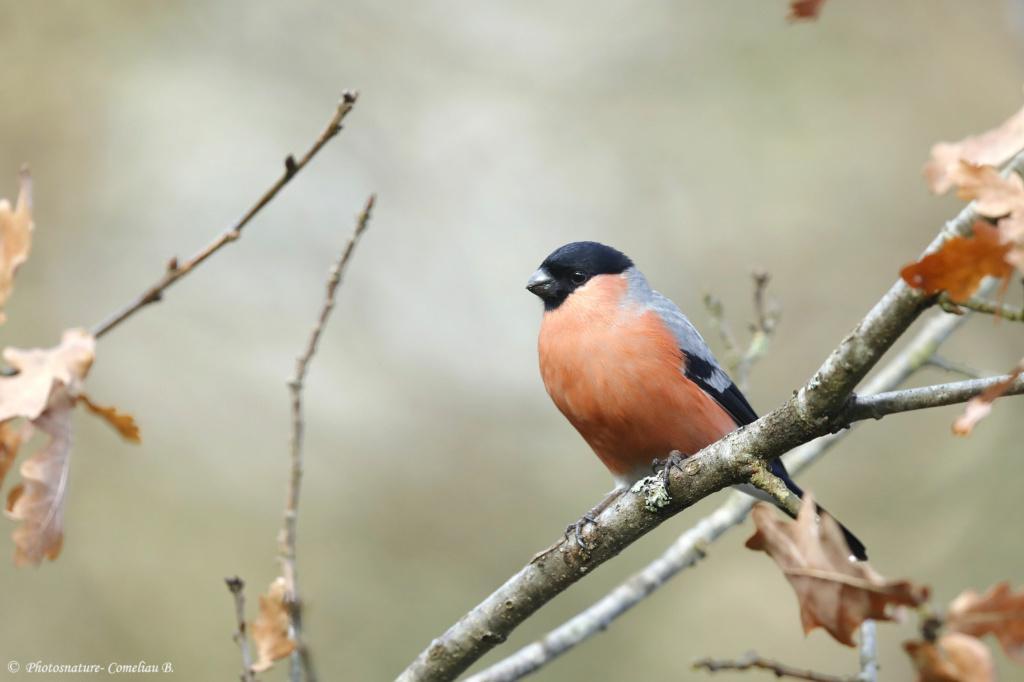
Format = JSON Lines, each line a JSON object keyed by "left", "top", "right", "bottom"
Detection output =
{"left": 527, "top": 241, "right": 867, "bottom": 561}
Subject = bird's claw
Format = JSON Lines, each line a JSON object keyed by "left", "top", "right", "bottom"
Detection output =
{"left": 652, "top": 450, "right": 686, "bottom": 489}
{"left": 565, "top": 514, "right": 597, "bottom": 551}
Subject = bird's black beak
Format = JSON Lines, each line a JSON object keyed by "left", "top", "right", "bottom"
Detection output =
{"left": 526, "top": 268, "right": 555, "bottom": 298}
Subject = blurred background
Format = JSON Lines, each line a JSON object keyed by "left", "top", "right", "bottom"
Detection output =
{"left": 0, "top": 0, "right": 1022, "bottom": 679}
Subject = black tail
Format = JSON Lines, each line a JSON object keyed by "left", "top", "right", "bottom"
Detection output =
{"left": 769, "top": 460, "right": 868, "bottom": 561}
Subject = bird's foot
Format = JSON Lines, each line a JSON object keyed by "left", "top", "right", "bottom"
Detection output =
{"left": 565, "top": 514, "right": 597, "bottom": 551}
{"left": 530, "top": 514, "right": 596, "bottom": 562}
{"left": 652, "top": 450, "right": 686, "bottom": 489}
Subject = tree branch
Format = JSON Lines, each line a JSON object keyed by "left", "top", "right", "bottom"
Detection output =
{"left": 279, "top": 195, "right": 375, "bottom": 682}
{"left": 938, "top": 292, "right": 1024, "bottom": 322}
{"left": 858, "top": 620, "right": 878, "bottom": 682}
{"left": 703, "top": 270, "right": 780, "bottom": 392}
{"left": 838, "top": 374, "right": 1024, "bottom": 425}
{"left": 225, "top": 576, "right": 257, "bottom": 682}
{"left": 924, "top": 354, "right": 986, "bottom": 379}
{"left": 693, "top": 651, "right": 859, "bottom": 682}
{"left": 396, "top": 151, "right": 1024, "bottom": 682}
{"left": 89, "top": 91, "right": 359, "bottom": 340}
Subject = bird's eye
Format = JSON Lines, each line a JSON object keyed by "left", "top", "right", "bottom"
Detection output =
{"left": 570, "top": 271, "right": 588, "bottom": 285}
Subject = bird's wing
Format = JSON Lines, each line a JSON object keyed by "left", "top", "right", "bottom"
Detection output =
{"left": 645, "top": 291, "right": 759, "bottom": 427}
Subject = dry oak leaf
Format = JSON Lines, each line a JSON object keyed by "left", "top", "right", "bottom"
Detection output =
{"left": 904, "top": 633, "right": 995, "bottom": 682}
{"left": 79, "top": 394, "right": 140, "bottom": 444}
{"left": 953, "top": 363, "right": 1023, "bottom": 436}
{"left": 900, "top": 221, "right": 1014, "bottom": 303}
{"left": 789, "top": 0, "right": 826, "bottom": 21}
{"left": 0, "top": 329, "right": 139, "bottom": 567}
{"left": 947, "top": 581, "right": 1024, "bottom": 662}
{"left": 745, "top": 494, "right": 928, "bottom": 646}
{"left": 0, "top": 420, "right": 31, "bottom": 491}
{"left": 925, "top": 103, "right": 1024, "bottom": 195}
{"left": 0, "top": 168, "right": 33, "bottom": 325}
{"left": 947, "top": 161, "right": 1024, "bottom": 250}
{"left": 5, "top": 391, "right": 73, "bottom": 567}
{"left": 947, "top": 161, "right": 1024, "bottom": 219}
{"left": 250, "top": 577, "right": 297, "bottom": 673}
{"left": 0, "top": 328, "right": 95, "bottom": 423}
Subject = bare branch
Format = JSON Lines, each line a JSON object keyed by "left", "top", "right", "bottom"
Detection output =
{"left": 703, "top": 270, "right": 780, "bottom": 392}
{"left": 747, "top": 465, "right": 801, "bottom": 517}
{"left": 225, "top": 576, "right": 257, "bottom": 682}
{"left": 90, "top": 92, "right": 360, "bottom": 339}
{"left": 693, "top": 651, "right": 859, "bottom": 682}
{"left": 858, "top": 620, "right": 878, "bottom": 682}
{"left": 703, "top": 290, "right": 742, "bottom": 362}
{"left": 925, "top": 354, "right": 986, "bottom": 379}
{"left": 463, "top": 493, "right": 752, "bottom": 682}
{"left": 938, "top": 291, "right": 1024, "bottom": 322}
{"left": 838, "top": 374, "right": 1024, "bottom": 425}
{"left": 279, "top": 195, "right": 375, "bottom": 682}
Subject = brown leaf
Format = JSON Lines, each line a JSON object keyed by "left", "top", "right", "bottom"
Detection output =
{"left": 904, "top": 633, "right": 995, "bottom": 682}
{"left": 0, "top": 420, "right": 30, "bottom": 491}
{"left": 78, "top": 394, "right": 141, "bottom": 444}
{"left": 0, "top": 328, "right": 95, "bottom": 423}
{"left": 953, "top": 362, "right": 1023, "bottom": 435}
{"left": 789, "top": 0, "right": 826, "bottom": 21}
{"left": 946, "top": 162, "right": 1024, "bottom": 260}
{"left": 900, "top": 221, "right": 1014, "bottom": 303}
{"left": 948, "top": 161, "right": 1024, "bottom": 219}
{"left": 925, "top": 104, "right": 1024, "bottom": 195}
{"left": 5, "top": 391, "right": 73, "bottom": 567}
{"left": 250, "top": 577, "right": 297, "bottom": 672}
{"left": 947, "top": 581, "right": 1024, "bottom": 662}
{"left": 0, "top": 329, "right": 137, "bottom": 566}
{"left": 0, "top": 168, "right": 33, "bottom": 325}
{"left": 1006, "top": 246, "right": 1024, "bottom": 272}
{"left": 745, "top": 494, "right": 928, "bottom": 646}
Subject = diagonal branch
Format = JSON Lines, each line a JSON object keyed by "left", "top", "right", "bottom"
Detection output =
{"left": 90, "top": 91, "right": 359, "bottom": 339}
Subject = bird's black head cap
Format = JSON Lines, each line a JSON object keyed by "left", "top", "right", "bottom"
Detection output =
{"left": 527, "top": 241, "right": 634, "bottom": 311}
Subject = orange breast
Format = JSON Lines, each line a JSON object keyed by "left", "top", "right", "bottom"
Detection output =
{"left": 538, "top": 276, "right": 738, "bottom": 482}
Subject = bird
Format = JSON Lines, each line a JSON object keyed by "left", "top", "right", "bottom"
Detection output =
{"left": 526, "top": 241, "right": 867, "bottom": 561}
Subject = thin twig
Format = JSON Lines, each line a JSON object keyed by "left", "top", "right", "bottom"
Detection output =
{"left": 838, "top": 374, "right": 1024, "bottom": 425}
{"left": 461, "top": 303, "right": 971, "bottom": 682}
{"left": 737, "top": 270, "right": 781, "bottom": 390}
{"left": 925, "top": 355, "right": 986, "bottom": 379}
{"left": 279, "top": 195, "right": 375, "bottom": 682}
{"left": 693, "top": 651, "right": 858, "bottom": 682}
{"left": 703, "top": 271, "right": 780, "bottom": 392}
{"left": 938, "top": 292, "right": 1024, "bottom": 322}
{"left": 225, "top": 576, "right": 257, "bottom": 682}
{"left": 747, "top": 466, "right": 801, "bottom": 517}
{"left": 752, "top": 269, "right": 779, "bottom": 335}
{"left": 703, "top": 291, "right": 742, "bottom": 362}
{"left": 858, "top": 620, "right": 878, "bottom": 682}
{"left": 90, "top": 92, "right": 360, "bottom": 339}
